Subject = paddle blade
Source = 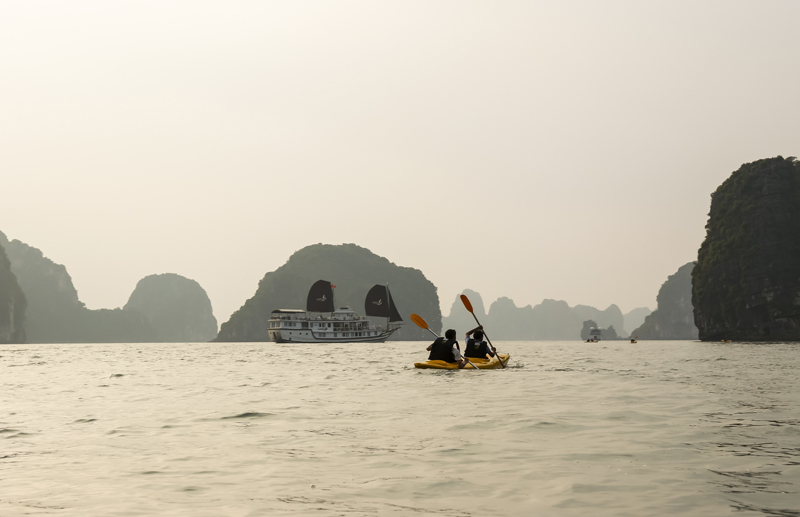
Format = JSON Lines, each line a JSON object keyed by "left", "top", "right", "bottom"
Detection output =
{"left": 410, "top": 313, "right": 429, "bottom": 330}
{"left": 460, "top": 294, "right": 474, "bottom": 314}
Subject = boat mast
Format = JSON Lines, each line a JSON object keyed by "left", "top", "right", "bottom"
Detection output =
{"left": 385, "top": 284, "right": 390, "bottom": 329}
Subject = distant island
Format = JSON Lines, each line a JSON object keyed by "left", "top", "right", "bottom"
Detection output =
{"left": 215, "top": 243, "right": 441, "bottom": 342}
{"left": 693, "top": 156, "right": 800, "bottom": 341}
{"left": 124, "top": 273, "right": 218, "bottom": 342}
{"left": 0, "top": 230, "right": 217, "bottom": 343}
{"left": 440, "top": 290, "right": 648, "bottom": 340}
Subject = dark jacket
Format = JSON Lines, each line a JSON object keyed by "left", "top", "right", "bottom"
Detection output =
{"left": 428, "top": 337, "right": 459, "bottom": 363}
{"left": 464, "top": 338, "right": 493, "bottom": 359}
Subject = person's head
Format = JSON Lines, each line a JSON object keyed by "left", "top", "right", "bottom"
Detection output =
{"left": 473, "top": 330, "right": 484, "bottom": 341}
{"left": 445, "top": 329, "right": 456, "bottom": 340}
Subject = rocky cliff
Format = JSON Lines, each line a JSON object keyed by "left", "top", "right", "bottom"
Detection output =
{"left": 632, "top": 262, "right": 698, "bottom": 340}
{"left": 693, "top": 156, "right": 800, "bottom": 341}
{"left": 0, "top": 242, "right": 26, "bottom": 344}
{"left": 124, "top": 273, "right": 218, "bottom": 342}
{"left": 215, "top": 243, "right": 441, "bottom": 341}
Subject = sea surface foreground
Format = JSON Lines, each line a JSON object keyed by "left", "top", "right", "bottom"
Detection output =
{"left": 1, "top": 341, "right": 799, "bottom": 516}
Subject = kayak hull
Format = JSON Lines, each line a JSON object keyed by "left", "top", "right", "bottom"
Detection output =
{"left": 414, "top": 353, "right": 510, "bottom": 370}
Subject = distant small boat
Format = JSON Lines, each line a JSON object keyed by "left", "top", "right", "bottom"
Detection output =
{"left": 586, "top": 327, "right": 602, "bottom": 343}
{"left": 631, "top": 336, "right": 638, "bottom": 343}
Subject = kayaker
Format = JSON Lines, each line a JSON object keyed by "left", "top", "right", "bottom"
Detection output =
{"left": 464, "top": 325, "right": 495, "bottom": 359}
{"left": 426, "top": 329, "right": 468, "bottom": 368}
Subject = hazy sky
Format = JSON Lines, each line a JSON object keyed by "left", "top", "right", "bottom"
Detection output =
{"left": 2, "top": 1, "right": 799, "bottom": 324}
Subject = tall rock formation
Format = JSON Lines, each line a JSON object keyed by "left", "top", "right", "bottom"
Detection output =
{"left": 441, "top": 289, "right": 485, "bottom": 336}
{"left": 693, "top": 156, "right": 800, "bottom": 341}
{"left": 632, "top": 262, "right": 698, "bottom": 339}
{"left": 0, "top": 243, "right": 27, "bottom": 344}
{"left": 124, "top": 273, "right": 218, "bottom": 342}
{"left": 215, "top": 243, "right": 440, "bottom": 341}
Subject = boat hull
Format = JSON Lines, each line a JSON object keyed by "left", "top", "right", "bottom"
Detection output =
{"left": 414, "top": 353, "right": 510, "bottom": 370}
{"left": 269, "top": 327, "right": 399, "bottom": 343}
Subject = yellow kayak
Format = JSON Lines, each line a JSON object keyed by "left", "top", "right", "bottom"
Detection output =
{"left": 414, "top": 354, "right": 510, "bottom": 370}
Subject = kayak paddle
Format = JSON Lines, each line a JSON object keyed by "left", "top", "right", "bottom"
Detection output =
{"left": 410, "top": 313, "right": 480, "bottom": 370}
{"left": 460, "top": 294, "right": 506, "bottom": 368}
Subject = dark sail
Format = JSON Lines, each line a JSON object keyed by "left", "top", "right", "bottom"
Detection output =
{"left": 306, "top": 280, "right": 334, "bottom": 313}
{"left": 365, "top": 284, "right": 403, "bottom": 322}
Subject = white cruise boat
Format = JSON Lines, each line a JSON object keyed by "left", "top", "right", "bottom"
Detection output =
{"left": 267, "top": 280, "right": 402, "bottom": 343}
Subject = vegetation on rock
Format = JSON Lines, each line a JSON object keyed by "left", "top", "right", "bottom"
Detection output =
{"left": 692, "top": 156, "right": 800, "bottom": 341}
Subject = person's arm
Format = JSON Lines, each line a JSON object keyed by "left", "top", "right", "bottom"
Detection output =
{"left": 452, "top": 343, "right": 468, "bottom": 369}
{"left": 464, "top": 325, "right": 483, "bottom": 339}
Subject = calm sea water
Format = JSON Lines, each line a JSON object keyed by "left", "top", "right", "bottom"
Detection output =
{"left": 1, "top": 341, "right": 798, "bottom": 516}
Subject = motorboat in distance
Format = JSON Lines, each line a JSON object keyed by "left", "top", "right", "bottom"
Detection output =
{"left": 267, "top": 280, "right": 403, "bottom": 343}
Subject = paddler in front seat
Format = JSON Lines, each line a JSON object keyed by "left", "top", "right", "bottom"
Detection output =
{"left": 464, "top": 325, "right": 495, "bottom": 359}
{"left": 426, "top": 329, "right": 468, "bottom": 369}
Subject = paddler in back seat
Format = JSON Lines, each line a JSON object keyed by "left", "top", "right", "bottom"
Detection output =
{"left": 426, "top": 329, "right": 468, "bottom": 368}
{"left": 464, "top": 325, "right": 495, "bottom": 359}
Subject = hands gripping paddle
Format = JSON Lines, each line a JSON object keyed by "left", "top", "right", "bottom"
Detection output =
{"left": 460, "top": 295, "right": 506, "bottom": 368}
{"left": 410, "top": 313, "right": 480, "bottom": 370}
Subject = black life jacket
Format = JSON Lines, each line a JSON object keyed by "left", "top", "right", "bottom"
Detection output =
{"left": 464, "top": 338, "right": 493, "bottom": 358}
{"left": 428, "top": 337, "right": 459, "bottom": 363}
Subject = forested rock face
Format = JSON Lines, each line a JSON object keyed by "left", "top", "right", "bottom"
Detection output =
{"left": 124, "top": 274, "right": 218, "bottom": 342}
{"left": 215, "top": 243, "right": 440, "bottom": 341}
{"left": 632, "top": 262, "right": 698, "bottom": 340}
{"left": 0, "top": 242, "right": 26, "bottom": 344}
{"left": 693, "top": 156, "right": 800, "bottom": 341}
